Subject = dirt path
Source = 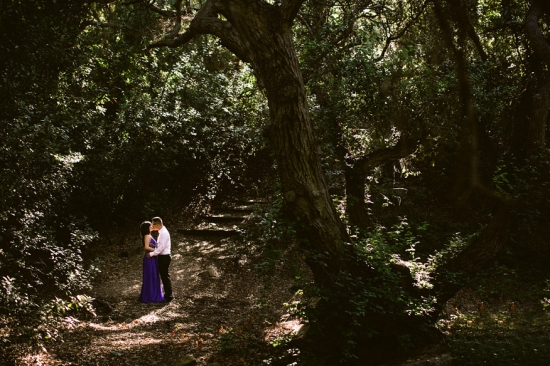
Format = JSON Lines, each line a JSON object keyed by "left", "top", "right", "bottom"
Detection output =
{"left": 21, "top": 203, "right": 304, "bottom": 366}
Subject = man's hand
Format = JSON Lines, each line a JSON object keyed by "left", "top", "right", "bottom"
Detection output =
{"left": 146, "top": 253, "right": 151, "bottom": 258}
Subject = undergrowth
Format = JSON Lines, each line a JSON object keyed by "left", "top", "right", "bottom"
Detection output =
{"left": 441, "top": 260, "right": 550, "bottom": 365}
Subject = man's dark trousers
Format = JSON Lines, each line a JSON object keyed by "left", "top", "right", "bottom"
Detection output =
{"left": 158, "top": 254, "right": 173, "bottom": 301}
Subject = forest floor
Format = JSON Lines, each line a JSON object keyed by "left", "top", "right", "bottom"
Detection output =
{"left": 9, "top": 200, "right": 309, "bottom": 366}
{"left": 6, "top": 200, "right": 550, "bottom": 366}
{"left": 437, "top": 268, "right": 550, "bottom": 365}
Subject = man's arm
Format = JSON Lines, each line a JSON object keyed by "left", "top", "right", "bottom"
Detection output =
{"left": 149, "top": 230, "right": 166, "bottom": 257}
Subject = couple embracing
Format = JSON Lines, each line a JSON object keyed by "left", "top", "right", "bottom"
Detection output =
{"left": 138, "top": 217, "right": 173, "bottom": 303}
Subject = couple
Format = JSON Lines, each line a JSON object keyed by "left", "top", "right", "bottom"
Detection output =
{"left": 138, "top": 217, "right": 173, "bottom": 303}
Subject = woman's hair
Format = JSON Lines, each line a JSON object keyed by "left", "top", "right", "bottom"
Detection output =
{"left": 140, "top": 221, "right": 152, "bottom": 245}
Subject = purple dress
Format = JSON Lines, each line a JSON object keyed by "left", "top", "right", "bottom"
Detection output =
{"left": 138, "top": 237, "right": 165, "bottom": 303}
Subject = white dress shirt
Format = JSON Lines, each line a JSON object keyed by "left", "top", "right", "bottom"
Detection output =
{"left": 150, "top": 226, "right": 171, "bottom": 256}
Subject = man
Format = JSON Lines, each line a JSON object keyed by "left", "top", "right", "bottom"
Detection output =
{"left": 146, "top": 217, "right": 173, "bottom": 302}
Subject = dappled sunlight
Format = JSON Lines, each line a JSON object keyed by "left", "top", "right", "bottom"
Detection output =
{"left": 263, "top": 318, "right": 307, "bottom": 349}
{"left": 121, "top": 282, "right": 142, "bottom": 297}
{"left": 18, "top": 200, "right": 308, "bottom": 366}
{"left": 182, "top": 237, "right": 235, "bottom": 257}
{"left": 17, "top": 351, "right": 58, "bottom": 366}
{"left": 90, "top": 330, "right": 163, "bottom": 348}
{"left": 4, "top": 0, "right": 550, "bottom": 364}
{"left": 87, "top": 312, "right": 169, "bottom": 332}
{"left": 438, "top": 284, "right": 550, "bottom": 364}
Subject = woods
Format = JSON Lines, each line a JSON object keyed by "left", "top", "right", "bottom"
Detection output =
{"left": 1, "top": 0, "right": 550, "bottom": 365}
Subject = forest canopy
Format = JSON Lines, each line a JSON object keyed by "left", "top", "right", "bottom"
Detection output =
{"left": 1, "top": 0, "right": 549, "bottom": 364}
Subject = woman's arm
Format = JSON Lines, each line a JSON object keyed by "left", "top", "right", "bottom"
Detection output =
{"left": 143, "top": 234, "right": 155, "bottom": 252}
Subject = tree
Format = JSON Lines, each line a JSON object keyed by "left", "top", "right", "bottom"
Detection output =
{"left": 293, "top": 0, "right": 431, "bottom": 230}
{"left": 143, "top": 1, "right": 548, "bottom": 361}
{"left": 141, "top": 1, "right": 449, "bottom": 362}
{"left": 427, "top": 0, "right": 550, "bottom": 306}
{"left": 149, "top": 0, "right": 352, "bottom": 280}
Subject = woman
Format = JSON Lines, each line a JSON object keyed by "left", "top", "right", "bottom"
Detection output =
{"left": 138, "top": 221, "right": 165, "bottom": 303}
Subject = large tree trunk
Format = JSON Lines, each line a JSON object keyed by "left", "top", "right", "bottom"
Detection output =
{"left": 510, "top": 70, "right": 550, "bottom": 157}
{"left": 433, "top": 206, "right": 517, "bottom": 308}
{"left": 151, "top": 0, "right": 352, "bottom": 279}
{"left": 433, "top": 0, "right": 482, "bottom": 200}
{"left": 345, "top": 164, "right": 372, "bottom": 229}
{"left": 148, "top": 3, "right": 430, "bottom": 362}
{"left": 255, "top": 23, "right": 352, "bottom": 277}
{"left": 511, "top": 0, "right": 550, "bottom": 157}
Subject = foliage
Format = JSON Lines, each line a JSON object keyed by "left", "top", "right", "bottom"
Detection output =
{"left": 451, "top": 330, "right": 550, "bottom": 366}
{"left": 440, "top": 260, "right": 550, "bottom": 365}
{"left": 241, "top": 195, "right": 297, "bottom": 274}
{"left": 493, "top": 148, "right": 550, "bottom": 258}
{"left": 1, "top": 0, "right": 549, "bottom": 363}
{"left": 0, "top": 0, "right": 102, "bottom": 342}
{"left": 295, "top": 219, "right": 442, "bottom": 363}
{"left": 63, "top": 8, "right": 270, "bottom": 227}
{"left": 0, "top": 0, "right": 269, "bottom": 342}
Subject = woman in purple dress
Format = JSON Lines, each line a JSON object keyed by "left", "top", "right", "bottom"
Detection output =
{"left": 138, "top": 221, "right": 165, "bottom": 303}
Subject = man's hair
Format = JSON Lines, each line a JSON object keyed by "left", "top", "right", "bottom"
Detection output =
{"left": 152, "top": 217, "right": 163, "bottom": 226}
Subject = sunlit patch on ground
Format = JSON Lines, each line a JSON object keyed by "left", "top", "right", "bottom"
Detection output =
{"left": 439, "top": 281, "right": 550, "bottom": 364}
{"left": 17, "top": 349, "right": 62, "bottom": 366}
{"left": 264, "top": 318, "right": 308, "bottom": 343}
{"left": 6, "top": 202, "right": 312, "bottom": 366}
{"left": 94, "top": 331, "right": 164, "bottom": 347}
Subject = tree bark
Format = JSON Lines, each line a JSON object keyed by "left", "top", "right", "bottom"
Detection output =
{"left": 510, "top": 70, "right": 550, "bottom": 157}
{"left": 433, "top": 0, "right": 482, "bottom": 199}
{"left": 345, "top": 164, "right": 372, "bottom": 229}
{"left": 259, "top": 24, "right": 352, "bottom": 276}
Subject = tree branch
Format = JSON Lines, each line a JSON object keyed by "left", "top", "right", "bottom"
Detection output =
{"left": 147, "top": 0, "right": 251, "bottom": 63}
{"left": 296, "top": 12, "right": 316, "bottom": 40}
{"left": 163, "top": 0, "right": 184, "bottom": 39}
{"left": 455, "top": 0, "right": 488, "bottom": 62}
{"left": 485, "top": 20, "right": 523, "bottom": 34}
{"left": 353, "top": 136, "right": 422, "bottom": 174}
{"left": 374, "top": 0, "right": 430, "bottom": 62}
{"left": 282, "top": 0, "right": 308, "bottom": 25}
{"left": 139, "top": 0, "right": 177, "bottom": 17}
{"left": 302, "top": 4, "right": 372, "bottom": 82}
